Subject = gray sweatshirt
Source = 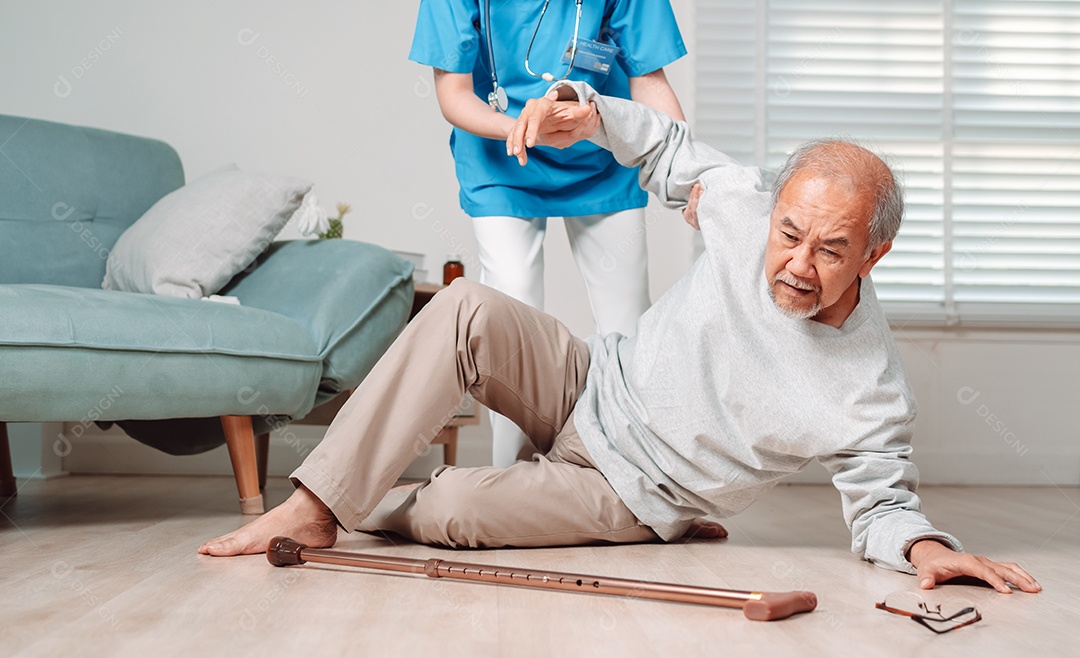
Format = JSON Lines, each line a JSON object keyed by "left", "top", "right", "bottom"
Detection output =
{"left": 561, "top": 81, "right": 963, "bottom": 574}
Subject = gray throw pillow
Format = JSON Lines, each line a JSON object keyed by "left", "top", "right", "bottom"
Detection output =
{"left": 102, "top": 167, "right": 312, "bottom": 298}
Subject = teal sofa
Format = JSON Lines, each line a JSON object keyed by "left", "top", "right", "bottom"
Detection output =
{"left": 0, "top": 114, "right": 414, "bottom": 513}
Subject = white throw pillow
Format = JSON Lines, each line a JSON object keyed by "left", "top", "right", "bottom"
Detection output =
{"left": 102, "top": 167, "right": 312, "bottom": 298}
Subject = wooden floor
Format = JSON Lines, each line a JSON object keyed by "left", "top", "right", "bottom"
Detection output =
{"left": 1, "top": 475, "right": 1076, "bottom": 657}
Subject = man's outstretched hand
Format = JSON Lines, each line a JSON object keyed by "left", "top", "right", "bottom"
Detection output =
{"left": 908, "top": 539, "right": 1041, "bottom": 594}
{"left": 506, "top": 88, "right": 601, "bottom": 166}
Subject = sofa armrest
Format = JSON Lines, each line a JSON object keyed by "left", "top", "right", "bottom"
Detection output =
{"left": 220, "top": 239, "right": 414, "bottom": 402}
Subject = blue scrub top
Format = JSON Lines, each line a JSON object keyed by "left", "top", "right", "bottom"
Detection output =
{"left": 410, "top": 0, "right": 686, "bottom": 218}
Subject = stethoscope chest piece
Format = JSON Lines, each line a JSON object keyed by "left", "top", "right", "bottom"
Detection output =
{"left": 488, "top": 84, "right": 508, "bottom": 113}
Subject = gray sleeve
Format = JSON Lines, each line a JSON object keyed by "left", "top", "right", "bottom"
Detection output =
{"left": 549, "top": 81, "right": 774, "bottom": 255}
{"left": 551, "top": 80, "right": 744, "bottom": 209}
{"left": 817, "top": 426, "right": 964, "bottom": 575}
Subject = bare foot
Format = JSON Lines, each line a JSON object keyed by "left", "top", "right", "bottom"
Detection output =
{"left": 198, "top": 485, "right": 338, "bottom": 557}
{"left": 682, "top": 519, "right": 728, "bottom": 540}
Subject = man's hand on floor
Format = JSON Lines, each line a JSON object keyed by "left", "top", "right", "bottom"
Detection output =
{"left": 908, "top": 539, "right": 1041, "bottom": 593}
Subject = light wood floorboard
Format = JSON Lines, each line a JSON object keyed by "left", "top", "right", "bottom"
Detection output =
{"left": 1, "top": 475, "right": 1076, "bottom": 657}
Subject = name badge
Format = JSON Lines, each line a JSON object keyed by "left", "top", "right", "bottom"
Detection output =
{"left": 561, "top": 37, "right": 619, "bottom": 75}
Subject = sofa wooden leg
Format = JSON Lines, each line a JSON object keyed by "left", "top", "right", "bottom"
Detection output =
{"left": 255, "top": 432, "right": 269, "bottom": 491}
{"left": 0, "top": 422, "right": 16, "bottom": 498}
{"left": 221, "top": 416, "right": 264, "bottom": 514}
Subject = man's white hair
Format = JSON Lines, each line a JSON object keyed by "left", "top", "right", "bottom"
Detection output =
{"left": 772, "top": 139, "right": 905, "bottom": 252}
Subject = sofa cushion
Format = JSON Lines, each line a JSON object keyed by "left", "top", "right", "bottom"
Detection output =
{"left": 0, "top": 113, "right": 184, "bottom": 288}
{"left": 0, "top": 284, "right": 323, "bottom": 422}
{"left": 220, "top": 239, "right": 415, "bottom": 406}
{"left": 102, "top": 167, "right": 312, "bottom": 298}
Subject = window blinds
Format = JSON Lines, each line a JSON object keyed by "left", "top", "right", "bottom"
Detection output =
{"left": 695, "top": 0, "right": 1080, "bottom": 325}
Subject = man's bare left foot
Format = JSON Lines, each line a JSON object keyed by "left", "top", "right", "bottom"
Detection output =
{"left": 198, "top": 484, "right": 338, "bottom": 557}
{"left": 682, "top": 519, "right": 728, "bottom": 540}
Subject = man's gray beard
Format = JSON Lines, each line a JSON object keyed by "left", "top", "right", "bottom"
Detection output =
{"left": 769, "top": 275, "right": 822, "bottom": 320}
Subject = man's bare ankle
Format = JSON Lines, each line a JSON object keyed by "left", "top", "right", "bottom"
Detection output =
{"left": 289, "top": 485, "right": 335, "bottom": 522}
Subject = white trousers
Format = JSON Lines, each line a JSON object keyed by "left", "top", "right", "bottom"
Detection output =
{"left": 471, "top": 208, "right": 651, "bottom": 467}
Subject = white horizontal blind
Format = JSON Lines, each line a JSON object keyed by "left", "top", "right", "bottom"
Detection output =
{"left": 695, "top": 0, "right": 1080, "bottom": 326}
{"left": 952, "top": 0, "right": 1080, "bottom": 315}
{"left": 695, "top": 0, "right": 761, "bottom": 164}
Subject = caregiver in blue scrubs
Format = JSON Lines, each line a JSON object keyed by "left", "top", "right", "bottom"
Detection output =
{"left": 410, "top": 0, "right": 688, "bottom": 467}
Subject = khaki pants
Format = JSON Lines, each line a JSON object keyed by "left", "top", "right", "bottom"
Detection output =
{"left": 292, "top": 279, "right": 658, "bottom": 548}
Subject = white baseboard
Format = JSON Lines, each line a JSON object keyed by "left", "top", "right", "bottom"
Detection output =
{"left": 770, "top": 452, "right": 1078, "bottom": 487}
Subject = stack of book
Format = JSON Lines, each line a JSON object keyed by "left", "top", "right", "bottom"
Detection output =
{"left": 393, "top": 250, "right": 427, "bottom": 282}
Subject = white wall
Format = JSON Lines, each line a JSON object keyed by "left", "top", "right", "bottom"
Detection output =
{"left": 4, "top": 1, "right": 1078, "bottom": 487}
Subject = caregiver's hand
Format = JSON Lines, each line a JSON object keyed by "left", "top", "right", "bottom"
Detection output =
{"left": 507, "top": 89, "right": 600, "bottom": 166}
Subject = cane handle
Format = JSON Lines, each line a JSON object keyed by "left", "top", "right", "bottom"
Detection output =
{"left": 742, "top": 591, "right": 818, "bottom": 621}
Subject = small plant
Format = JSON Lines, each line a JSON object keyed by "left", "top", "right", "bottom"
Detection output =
{"left": 296, "top": 195, "right": 352, "bottom": 239}
{"left": 318, "top": 203, "right": 352, "bottom": 239}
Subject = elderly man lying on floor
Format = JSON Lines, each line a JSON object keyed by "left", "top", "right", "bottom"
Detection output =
{"left": 201, "top": 80, "right": 1039, "bottom": 596}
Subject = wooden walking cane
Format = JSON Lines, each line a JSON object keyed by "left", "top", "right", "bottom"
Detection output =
{"left": 267, "top": 537, "right": 817, "bottom": 621}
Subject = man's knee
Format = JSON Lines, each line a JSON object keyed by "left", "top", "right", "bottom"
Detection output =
{"left": 443, "top": 277, "right": 492, "bottom": 299}
{"left": 431, "top": 278, "right": 520, "bottom": 328}
{"left": 434, "top": 278, "right": 498, "bottom": 313}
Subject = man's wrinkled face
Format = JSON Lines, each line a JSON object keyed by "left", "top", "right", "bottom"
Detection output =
{"left": 764, "top": 172, "right": 888, "bottom": 326}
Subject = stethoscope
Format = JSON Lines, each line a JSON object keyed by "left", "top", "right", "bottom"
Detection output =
{"left": 485, "top": 0, "right": 585, "bottom": 113}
